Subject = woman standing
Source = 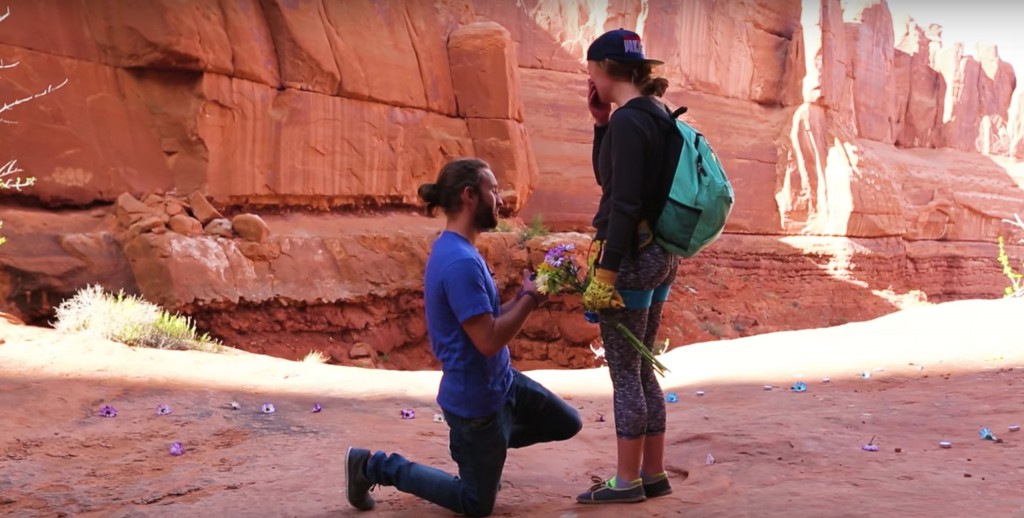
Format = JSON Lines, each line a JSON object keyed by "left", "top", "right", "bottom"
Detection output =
{"left": 577, "top": 28, "right": 682, "bottom": 505}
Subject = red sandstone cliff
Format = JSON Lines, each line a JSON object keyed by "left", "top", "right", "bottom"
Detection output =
{"left": 2, "top": 0, "right": 1023, "bottom": 366}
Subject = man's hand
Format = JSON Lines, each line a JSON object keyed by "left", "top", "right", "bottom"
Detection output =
{"left": 582, "top": 268, "right": 624, "bottom": 311}
{"left": 588, "top": 79, "right": 611, "bottom": 126}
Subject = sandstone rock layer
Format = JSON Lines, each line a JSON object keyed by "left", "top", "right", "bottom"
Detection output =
{"left": 3, "top": 0, "right": 1024, "bottom": 367}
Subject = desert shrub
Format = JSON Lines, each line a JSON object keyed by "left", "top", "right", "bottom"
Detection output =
{"left": 997, "top": 236, "right": 1024, "bottom": 298}
{"left": 495, "top": 219, "right": 515, "bottom": 233}
{"left": 303, "top": 350, "right": 329, "bottom": 363}
{"left": 517, "top": 213, "right": 549, "bottom": 245}
{"left": 997, "top": 214, "right": 1024, "bottom": 298}
{"left": 54, "top": 285, "right": 222, "bottom": 352}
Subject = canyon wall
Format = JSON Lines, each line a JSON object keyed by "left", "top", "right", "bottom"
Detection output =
{"left": 3, "top": 0, "right": 1024, "bottom": 367}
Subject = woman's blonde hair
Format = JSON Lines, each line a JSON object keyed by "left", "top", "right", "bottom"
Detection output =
{"left": 597, "top": 59, "right": 669, "bottom": 97}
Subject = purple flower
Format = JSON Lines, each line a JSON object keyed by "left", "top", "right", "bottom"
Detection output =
{"left": 261, "top": 403, "right": 275, "bottom": 414}
{"left": 400, "top": 408, "right": 416, "bottom": 419}
{"left": 312, "top": 403, "right": 323, "bottom": 413}
{"left": 544, "top": 243, "right": 576, "bottom": 268}
{"left": 99, "top": 405, "right": 118, "bottom": 418}
{"left": 155, "top": 404, "right": 172, "bottom": 416}
{"left": 861, "top": 444, "right": 879, "bottom": 452}
{"left": 169, "top": 442, "right": 184, "bottom": 456}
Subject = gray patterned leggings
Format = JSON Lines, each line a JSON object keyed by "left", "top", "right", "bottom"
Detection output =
{"left": 600, "top": 244, "right": 679, "bottom": 440}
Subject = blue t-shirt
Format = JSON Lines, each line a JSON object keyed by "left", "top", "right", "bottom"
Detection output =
{"left": 424, "top": 231, "right": 513, "bottom": 418}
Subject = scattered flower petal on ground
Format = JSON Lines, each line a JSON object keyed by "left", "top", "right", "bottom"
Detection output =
{"left": 400, "top": 408, "right": 416, "bottom": 419}
{"left": 665, "top": 392, "right": 679, "bottom": 403}
{"left": 155, "top": 404, "right": 171, "bottom": 415}
{"left": 790, "top": 381, "right": 807, "bottom": 393}
{"left": 312, "top": 403, "right": 322, "bottom": 413}
{"left": 261, "top": 403, "right": 275, "bottom": 414}
{"left": 706, "top": 453, "right": 715, "bottom": 465}
{"left": 99, "top": 405, "right": 117, "bottom": 418}
{"left": 169, "top": 442, "right": 184, "bottom": 456}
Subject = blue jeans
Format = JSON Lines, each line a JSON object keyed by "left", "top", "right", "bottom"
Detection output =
{"left": 365, "top": 370, "right": 582, "bottom": 516}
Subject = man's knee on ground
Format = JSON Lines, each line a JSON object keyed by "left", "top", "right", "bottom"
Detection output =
{"left": 460, "top": 479, "right": 501, "bottom": 517}
{"left": 561, "top": 411, "right": 584, "bottom": 440}
{"left": 463, "top": 494, "right": 497, "bottom": 517}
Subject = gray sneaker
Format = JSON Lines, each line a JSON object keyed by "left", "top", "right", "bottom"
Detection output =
{"left": 642, "top": 475, "right": 673, "bottom": 498}
{"left": 576, "top": 477, "right": 646, "bottom": 504}
{"left": 345, "top": 447, "right": 376, "bottom": 511}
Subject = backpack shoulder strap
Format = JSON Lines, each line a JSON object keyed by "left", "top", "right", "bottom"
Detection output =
{"left": 615, "top": 101, "right": 688, "bottom": 231}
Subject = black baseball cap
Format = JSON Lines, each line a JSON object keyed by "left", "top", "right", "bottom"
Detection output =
{"left": 586, "top": 28, "right": 663, "bottom": 65}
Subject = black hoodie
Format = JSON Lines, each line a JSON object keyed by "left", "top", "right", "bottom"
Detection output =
{"left": 591, "top": 96, "right": 682, "bottom": 272}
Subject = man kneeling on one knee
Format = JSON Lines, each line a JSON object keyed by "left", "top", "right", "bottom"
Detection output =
{"left": 345, "top": 157, "right": 583, "bottom": 517}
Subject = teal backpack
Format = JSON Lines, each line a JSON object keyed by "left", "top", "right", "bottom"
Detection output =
{"left": 653, "top": 106, "right": 734, "bottom": 257}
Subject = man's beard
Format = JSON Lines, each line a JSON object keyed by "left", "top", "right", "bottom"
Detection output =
{"left": 473, "top": 195, "right": 498, "bottom": 231}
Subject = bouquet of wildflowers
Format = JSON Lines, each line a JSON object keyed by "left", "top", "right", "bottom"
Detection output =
{"left": 535, "top": 242, "right": 670, "bottom": 376}
{"left": 535, "top": 243, "right": 587, "bottom": 295}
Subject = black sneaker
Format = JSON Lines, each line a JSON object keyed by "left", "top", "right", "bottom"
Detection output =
{"left": 642, "top": 474, "right": 673, "bottom": 498}
{"left": 345, "top": 447, "right": 376, "bottom": 511}
{"left": 576, "top": 476, "right": 646, "bottom": 504}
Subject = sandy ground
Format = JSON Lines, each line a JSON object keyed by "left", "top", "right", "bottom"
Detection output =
{"left": 2, "top": 298, "right": 1024, "bottom": 518}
